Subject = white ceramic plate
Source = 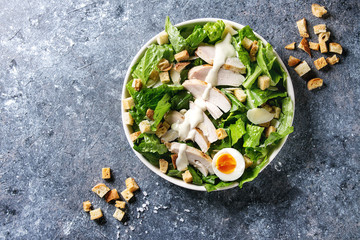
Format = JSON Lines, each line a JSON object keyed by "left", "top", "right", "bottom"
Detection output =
{"left": 121, "top": 18, "right": 295, "bottom": 191}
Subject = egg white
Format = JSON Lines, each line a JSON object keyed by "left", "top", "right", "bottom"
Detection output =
{"left": 212, "top": 148, "right": 245, "bottom": 181}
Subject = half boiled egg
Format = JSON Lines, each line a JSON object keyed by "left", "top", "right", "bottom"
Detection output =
{"left": 212, "top": 148, "right": 245, "bottom": 181}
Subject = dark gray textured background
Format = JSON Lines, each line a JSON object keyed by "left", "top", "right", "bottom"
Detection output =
{"left": 1, "top": 0, "right": 359, "bottom": 239}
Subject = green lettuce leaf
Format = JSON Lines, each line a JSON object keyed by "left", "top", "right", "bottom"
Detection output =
{"left": 151, "top": 94, "right": 171, "bottom": 130}
{"left": 165, "top": 16, "right": 187, "bottom": 53}
{"left": 133, "top": 133, "right": 168, "bottom": 155}
{"left": 167, "top": 170, "right": 183, "bottom": 179}
{"left": 202, "top": 175, "right": 218, "bottom": 185}
{"left": 203, "top": 20, "right": 225, "bottom": 42}
{"left": 185, "top": 26, "right": 207, "bottom": 52}
{"left": 223, "top": 90, "right": 247, "bottom": 113}
{"left": 238, "top": 25, "right": 258, "bottom": 41}
{"left": 243, "top": 124, "right": 264, "bottom": 148}
{"left": 229, "top": 118, "right": 246, "bottom": 146}
{"left": 242, "top": 65, "right": 262, "bottom": 89}
{"left": 205, "top": 181, "right": 236, "bottom": 192}
{"left": 188, "top": 165, "right": 203, "bottom": 185}
{"left": 232, "top": 37, "right": 251, "bottom": 76}
{"left": 171, "top": 90, "right": 193, "bottom": 110}
{"left": 239, "top": 157, "right": 268, "bottom": 188}
{"left": 245, "top": 88, "right": 287, "bottom": 109}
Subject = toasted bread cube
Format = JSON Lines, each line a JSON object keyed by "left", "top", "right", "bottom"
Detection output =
{"left": 121, "top": 188, "right": 134, "bottom": 202}
{"left": 234, "top": 89, "right": 247, "bottom": 102}
{"left": 329, "top": 43, "right": 343, "bottom": 54}
{"left": 125, "top": 177, "right": 139, "bottom": 192}
{"left": 174, "top": 62, "right": 190, "bottom": 73}
{"left": 139, "top": 120, "right": 151, "bottom": 133}
{"left": 284, "top": 42, "right": 296, "bottom": 50}
{"left": 156, "top": 121, "right": 170, "bottom": 138}
{"left": 122, "top": 97, "right": 135, "bottom": 110}
{"left": 83, "top": 201, "right": 92, "bottom": 212}
{"left": 92, "top": 183, "right": 110, "bottom": 198}
{"left": 326, "top": 55, "right": 339, "bottom": 65}
{"left": 288, "top": 56, "right": 301, "bottom": 67}
{"left": 216, "top": 128, "right": 228, "bottom": 140}
{"left": 298, "top": 38, "right": 311, "bottom": 57}
{"left": 182, "top": 170, "right": 193, "bottom": 183}
{"left": 314, "top": 57, "right": 328, "bottom": 70}
{"left": 294, "top": 61, "right": 311, "bottom": 77}
{"left": 174, "top": 50, "right": 189, "bottom": 62}
{"left": 312, "top": 3, "right": 327, "bottom": 18}
{"left": 159, "top": 71, "right": 170, "bottom": 84}
{"left": 113, "top": 208, "right": 125, "bottom": 222}
{"left": 115, "top": 200, "right": 126, "bottom": 209}
{"left": 123, "top": 112, "right": 134, "bottom": 126}
{"left": 158, "top": 58, "right": 172, "bottom": 72}
{"left": 309, "top": 42, "right": 320, "bottom": 51}
{"left": 241, "top": 37, "right": 254, "bottom": 51}
{"left": 257, "top": 75, "right": 270, "bottom": 90}
{"left": 244, "top": 156, "right": 253, "bottom": 169}
{"left": 249, "top": 40, "right": 258, "bottom": 62}
{"left": 319, "top": 32, "right": 330, "bottom": 42}
{"left": 265, "top": 126, "right": 276, "bottom": 138}
{"left": 146, "top": 109, "right": 154, "bottom": 121}
{"left": 273, "top": 106, "right": 281, "bottom": 119}
{"left": 262, "top": 104, "right": 273, "bottom": 113}
{"left": 171, "top": 154, "right": 178, "bottom": 169}
{"left": 319, "top": 41, "right": 327, "bottom": 53}
{"left": 132, "top": 79, "right": 142, "bottom": 91}
{"left": 157, "top": 31, "right": 169, "bottom": 45}
{"left": 149, "top": 69, "right": 159, "bottom": 83}
{"left": 102, "top": 167, "right": 111, "bottom": 179}
{"left": 259, "top": 121, "right": 271, "bottom": 128}
{"left": 159, "top": 159, "right": 169, "bottom": 174}
{"left": 296, "top": 18, "right": 309, "bottom": 38}
{"left": 90, "top": 208, "right": 103, "bottom": 220}
{"left": 130, "top": 131, "right": 141, "bottom": 142}
{"left": 307, "top": 78, "right": 323, "bottom": 90}
{"left": 313, "top": 24, "right": 326, "bottom": 34}
{"left": 105, "top": 189, "right": 120, "bottom": 203}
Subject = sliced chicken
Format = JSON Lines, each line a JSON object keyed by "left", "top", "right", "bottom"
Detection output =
{"left": 193, "top": 128, "right": 210, "bottom": 152}
{"left": 188, "top": 65, "right": 245, "bottom": 87}
{"left": 223, "top": 57, "right": 246, "bottom": 74}
{"left": 205, "top": 101, "right": 223, "bottom": 120}
{"left": 189, "top": 102, "right": 218, "bottom": 143}
{"left": 183, "top": 79, "right": 231, "bottom": 113}
{"left": 166, "top": 142, "right": 214, "bottom": 176}
{"left": 165, "top": 111, "right": 184, "bottom": 125}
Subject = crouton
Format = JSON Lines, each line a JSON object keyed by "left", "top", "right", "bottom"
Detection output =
{"left": 174, "top": 62, "right": 190, "bottom": 73}
{"left": 298, "top": 38, "right": 311, "bottom": 57}
{"left": 113, "top": 208, "right": 125, "bottom": 222}
{"left": 319, "top": 32, "right": 330, "bottom": 53}
{"left": 234, "top": 89, "right": 247, "bottom": 102}
{"left": 130, "top": 131, "right": 141, "bottom": 142}
{"left": 157, "top": 31, "right": 169, "bottom": 45}
{"left": 159, "top": 159, "right": 168, "bottom": 173}
{"left": 285, "top": 42, "right": 296, "bottom": 50}
{"left": 105, "top": 189, "right": 120, "bottom": 203}
{"left": 159, "top": 71, "right": 170, "bottom": 84}
{"left": 123, "top": 112, "right": 134, "bottom": 126}
{"left": 122, "top": 97, "right": 134, "bottom": 110}
{"left": 216, "top": 128, "right": 228, "bottom": 140}
{"left": 312, "top": 4, "right": 327, "bottom": 18}
{"left": 313, "top": 24, "right": 326, "bottom": 34}
{"left": 90, "top": 208, "right": 103, "bottom": 220}
{"left": 102, "top": 167, "right": 111, "bottom": 179}
{"left": 307, "top": 78, "right": 323, "bottom": 90}
{"left": 115, "top": 200, "right": 126, "bottom": 209}
{"left": 326, "top": 55, "right": 339, "bottom": 65}
{"left": 257, "top": 75, "right": 270, "bottom": 90}
{"left": 182, "top": 170, "right": 193, "bottom": 183}
{"left": 296, "top": 18, "right": 309, "bottom": 38}
{"left": 309, "top": 42, "right": 320, "bottom": 51}
{"left": 171, "top": 154, "right": 178, "bottom": 169}
{"left": 174, "top": 50, "right": 189, "bottom": 62}
{"left": 249, "top": 40, "right": 258, "bottom": 62}
{"left": 125, "top": 177, "right": 139, "bottom": 192}
{"left": 92, "top": 183, "right": 110, "bottom": 198}
{"left": 132, "top": 79, "right": 142, "bottom": 91}
{"left": 294, "top": 61, "right": 311, "bottom": 77}
{"left": 288, "top": 56, "right": 301, "bottom": 67}
{"left": 146, "top": 109, "right": 154, "bottom": 121}
{"left": 155, "top": 121, "right": 170, "bottom": 138}
{"left": 244, "top": 156, "right": 253, "bottom": 169}
{"left": 139, "top": 120, "right": 151, "bottom": 133}
{"left": 262, "top": 104, "right": 273, "bottom": 113}
{"left": 121, "top": 189, "right": 134, "bottom": 202}
{"left": 259, "top": 122, "right": 271, "bottom": 128}
{"left": 149, "top": 69, "right": 159, "bottom": 83}
{"left": 314, "top": 57, "right": 328, "bottom": 70}
{"left": 265, "top": 126, "right": 276, "bottom": 138}
{"left": 241, "top": 37, "right": 254, "bottom": 51}
{"left": 273, "top": 106, "right": 281, "bottom": 119}
{"left": 329, "top": 43, "right": 343, "bottom": 54}
{"left": 319, "top": 41, "right": 327, "bottom": 53}
{"left": 158, "top": 58, "right": 172, "bottom": 71}
{"left": 83, "top": 201, "right": 92, "bottom": 212}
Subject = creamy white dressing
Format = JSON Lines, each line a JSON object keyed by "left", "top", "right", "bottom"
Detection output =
{"left": 176, "top": 143, "right": 189, "bottom": 171}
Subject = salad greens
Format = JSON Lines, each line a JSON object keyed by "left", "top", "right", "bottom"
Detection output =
{"left": 125, "top": 17, "right": 294, "bottom": 192}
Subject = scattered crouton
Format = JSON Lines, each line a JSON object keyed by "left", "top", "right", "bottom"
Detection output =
{"left": 130, "top": 131, "right": 141, "bottom": 142}
{"left": 113, "top": 208, "right": 125, "bottom": 222}
{"left": 241, "top": 37, "right": 254, "bottom": 51}
{"left": 319, "top": 41, "right": 327, "bottom": 53}
{"left": 182, "top": 170, "right": 193, "bottom": 183}
{"left": 319, "top": 32, "right": 330, "bottom": 53}
{"left": 307, "top": 78, "right": 323, "bottom": 90}
{"left": 132, "top": 79, "right": 142, "bottom": 91}
{"left": 83, "top": 201, "right": 92, "bottom": 212}
{"left": 244, "top": 156, "right": 253, "bottom": 169}
{"left": 123, "top": 112, "right": 134, "bottom": 126}
{"left": 314, "top": 57, "right": 328, "bottom": 70}
{"left": 249, "top": 40, "right": 259, "bottom": 62}
{"left": 294, "top": 61, "right": 311, "bottom": 77}
{"left": 159, "top": 71, "right": 170, "bottom": 84}
{"left": 326, "top": 55, "right": 339, "bottom": 65}
{"left": 174, "top": 50, "right": 189, "bottom": 62}
{"left": 121, "top": 189, "right": 134, "bottom": 202}
{"left": 125, "top": 177, "right": 139, "bottom": 192}
{"left": 122, "top": 97, "right": 135, "bottom": 110}
{"left": 174, "top": 62, "right": 190, "bottom": 73}
{"left": 139, "top": 120, "right": 151, "bottom": 133}
{"left": 329, "top": 43, "right": 343, "bottom": 54}
{"left": 102, "top": 168, "right": 111, "bottom": 179}
{"left": 296, "top": 18, "right": 309, "bottom": 38}
{"left": 157, "top": 31, "right": 169, "bottom": 45}
{"left": 105, "top": 189, "right": 120, "bottom": 203}
{"left": 312, "top": 4, "right": 327, "bottom": 18}
{"left": 288, "top": 56, "right": 301, "bottom": 67}
{"left": 92, "top": 183, "right": 110, "bottom": 198}
{"left": 115, "top": 200, "right": 126, "bottom": 209}
{"left": 285, "top": 42, "right": 296, "bottom": 50}
{"left": 155, "top": 121, "right": 170, "bottom": 138}
{"left": 171, "top": 154, "right": 178, "bottom": 169}
{"left": 90, "top": 208, "right": 103, "bottom": 220}
{"left": 273, "top": 106, "right": 281, "bottom": 119}
{"left": 313, "top": 24, "right": 326, "bottom": 34}
{"left": 259, "top": 122, "right": 271, "bottom": 128}
{"left": 257, "top": 75, "right": 271, "bottom": 90}
{"left": 309, "top": 42, "right": 320, "bottom": 51}
{"left": 159, "top": 159, "right": 168, "bottom": 173}
{"left": 234, "top": 89, "right": 247, "bottom": 102}
{"left": 146, "top": 109, "right": 154, "bottom": 121}
{"left": 298, "top": 38, "right": 311, "bottom": 56}
{"left": 216, "top": 128, "right": 228, "bottom": 140}
{"left": 265, "top": 126, "right": 276, "bottom": 138}
{"left": 158, "top": 58, "right": 172, "bottom": 71}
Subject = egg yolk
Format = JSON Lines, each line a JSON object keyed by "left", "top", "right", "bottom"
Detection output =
{"left": 216, "top": 153, "right": 237, "bottom": 174}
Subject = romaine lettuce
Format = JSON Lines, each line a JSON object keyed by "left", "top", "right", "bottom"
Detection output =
{"left": 165, "top": 16, "right": 187, "bottom": 53}
{"left": 229, "top": 118, "right": 246, "bottom": 146}
{"left": 243, "top": 124, "right": 264, "bottom": 148}
{"left": 151, "top": 94, "right": 171, "bottom": 130}
{"left": 245, "top": 88, "right": 287, "bottom": 109}
{"left": 203, "top": 20, "right": 225, "bottom": 42}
